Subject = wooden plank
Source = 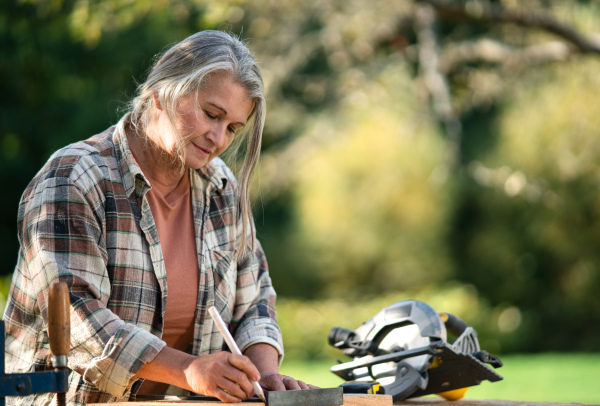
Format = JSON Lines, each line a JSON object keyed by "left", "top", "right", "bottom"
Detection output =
{"left": 89, "top": 393, "right": 391, "bottom": 406}
{"left": 344, "top": 394, "right": 393, "bottom": 406}
{"left": 90, "top": 395, "right": 597, "bottom": 406}
{"left": 394, "top": 398, "right": 600, "bottom": 406}
{"left": 104, "top": 402, "right": 228, "bottom": 406}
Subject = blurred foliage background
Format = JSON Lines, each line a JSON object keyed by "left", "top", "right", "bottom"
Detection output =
{"left": 2, "top": 0, "right": 600, "bottom": 364}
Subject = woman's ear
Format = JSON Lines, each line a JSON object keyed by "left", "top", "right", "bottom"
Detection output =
{"left": 152, "top": 92, "right": 163, "bottom": 111}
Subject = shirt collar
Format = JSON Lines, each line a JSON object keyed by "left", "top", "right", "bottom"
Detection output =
{"left": 112, "top": 114, "right": 151, "bottom": 199}
{"left": 196, "top": 161, "right": 228, "bottom": 193}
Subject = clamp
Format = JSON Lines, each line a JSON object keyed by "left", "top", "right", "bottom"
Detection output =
{"left": 0, "top": 281, "right": 70, "bottom": 405}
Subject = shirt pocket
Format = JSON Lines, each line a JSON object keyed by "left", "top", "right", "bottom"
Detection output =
{"left": 209, "top": 250, "right": 237, "bottom": 324}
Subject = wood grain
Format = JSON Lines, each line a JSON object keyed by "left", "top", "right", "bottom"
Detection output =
{"left": 89, "top": 393, "right": 390, "bottom": 406}
{"left": 48, "top": 281, "right": 70, "bottom": 357}
{"left": 89, "top": 395, "right": 595, "bottom": 406}
{"left": 394, "top": 398, "right": 599, "bottom": 406}
{"left": 344, "top": 394, "right": 393, "bottom": 406}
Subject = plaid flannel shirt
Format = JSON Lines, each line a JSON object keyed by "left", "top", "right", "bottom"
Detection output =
{"left": 2, "top": 115, "right": 283, "bottom": 405}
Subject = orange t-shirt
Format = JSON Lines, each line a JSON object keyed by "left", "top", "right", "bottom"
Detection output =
{"left": 138, "top": 170, "right": 199, "bottom": 394}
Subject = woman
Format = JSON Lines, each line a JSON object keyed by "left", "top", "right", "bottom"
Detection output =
{"left": 3, "top": 30, "right": 312, "bottom": 405}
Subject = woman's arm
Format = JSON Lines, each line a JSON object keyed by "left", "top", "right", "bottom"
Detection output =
{"left": 7, "top": 168, "right": 165, "bottom": 398}
{"left": 136, "top": 343, "right": 316, "bottom": 402}
{"left": 136, "top": 346, "right": 261, "bottom": 402}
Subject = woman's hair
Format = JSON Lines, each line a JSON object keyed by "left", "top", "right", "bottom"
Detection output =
{"left": 129, "top": 30, "right": 265, "bottom": 258}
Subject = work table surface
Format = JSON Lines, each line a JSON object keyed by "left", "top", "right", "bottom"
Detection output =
{"left": 89, "top": 394, "right": 598, "bottom": 406}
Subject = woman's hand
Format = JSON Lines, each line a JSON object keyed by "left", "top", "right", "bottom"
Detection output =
{"left": 243, "top": 343, "right": 319, "bottom": 392}
{"left": 259, "top": 372, "right": 319, "bottom": 391}
{"left": 184, "top": 352, "right": 261, "bottom": 402}
{"left": 137, "top": 347, "right": 261, "bottom": 403}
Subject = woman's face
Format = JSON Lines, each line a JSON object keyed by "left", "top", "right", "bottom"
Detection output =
{"left": 173, "top": 73, "right": 253, "bottom": 169}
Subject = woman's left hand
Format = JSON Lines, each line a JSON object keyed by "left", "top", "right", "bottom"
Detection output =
{"left": 243, "top": 343, "right": 319, "bottom": 392}
{"left": 259, "top": 372, "right": 320, "bottom": 391}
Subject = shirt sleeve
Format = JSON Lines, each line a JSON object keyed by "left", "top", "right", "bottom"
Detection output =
{"left": 230, "top": 223, "right": 284, "bottom": 365}
{"left": 16, "top": 175, "right": 165, "bottom": 397}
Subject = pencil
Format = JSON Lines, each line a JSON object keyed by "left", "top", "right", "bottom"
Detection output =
{"left": 208, "top": 306, "right": 266, "bottom": 402}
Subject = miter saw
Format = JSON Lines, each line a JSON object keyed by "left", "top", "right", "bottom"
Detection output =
{"left": 329, "top": 300, "right": 503, "bottom": 402}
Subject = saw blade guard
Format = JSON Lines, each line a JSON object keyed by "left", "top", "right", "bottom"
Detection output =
{"left": 329, "top": 300, "right": 447, "bottom": 386}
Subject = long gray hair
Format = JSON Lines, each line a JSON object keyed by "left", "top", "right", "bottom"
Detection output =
{"left": 129, "top": 30, "right": 265, "bottom": 258}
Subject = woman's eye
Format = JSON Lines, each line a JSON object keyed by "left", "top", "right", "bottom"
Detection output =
{"left": 205, "top": 111, "right": 216, "bottom": 119}
{"left": 228, "top": 127, "right": 237, "bottom": 135}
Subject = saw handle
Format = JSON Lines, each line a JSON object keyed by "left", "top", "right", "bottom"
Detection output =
{"left": 439, "top": 312, "right": 468, "bottom": 337}
{"left": 48, "top": 281, "right": 71, "bottom": 361}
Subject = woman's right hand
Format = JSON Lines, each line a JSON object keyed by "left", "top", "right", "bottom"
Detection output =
{"left": 184, "top": 352, "right": 262, "bottom": 402}
{"left": 137, "top": 347, "right": 262, "bottom": 403}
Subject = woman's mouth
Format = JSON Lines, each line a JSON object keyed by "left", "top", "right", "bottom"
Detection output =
{"left": 193, "top": 143, "right": 212, "bottom": 157}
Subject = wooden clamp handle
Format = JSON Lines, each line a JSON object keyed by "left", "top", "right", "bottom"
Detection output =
{"left": 48, "top": 281, "right": 70, "bottom": 360}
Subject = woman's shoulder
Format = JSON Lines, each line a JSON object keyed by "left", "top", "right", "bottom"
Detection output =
{"left": 49, "top": 126, "right": 116, "bottom": 161}
{"left": 30, "top": 126, "right": 120, "bottom": 189}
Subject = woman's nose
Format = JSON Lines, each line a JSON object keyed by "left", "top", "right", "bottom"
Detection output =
{"left": 206, "top": 123, "right": 227, "bottom": 148}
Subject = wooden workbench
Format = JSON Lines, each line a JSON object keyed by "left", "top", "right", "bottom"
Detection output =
{"left": 89, "top": 394, "right": 386, "bottom": 405}
{"left": 90, "top": 394, "right": 389, "bottom": 406}
{"left": 90, "top": 394, "right": 599, "bottom": 406}
{"left": 396, "top": 398, "right": 599, "bottom": 406}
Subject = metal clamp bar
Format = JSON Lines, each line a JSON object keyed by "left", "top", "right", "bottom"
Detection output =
{"left": 0, "top": 370, "right": 69, "bottom": 397}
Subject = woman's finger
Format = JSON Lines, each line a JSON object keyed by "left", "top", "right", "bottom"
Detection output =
{"left": 222, "top": 362, "right": 254, "bottom": 397}
{"left": 282, "top": 376, "right": 302, "bottom": 390}
{"left": 217, "top": 378, "right": 249, "bottom": 401}
{"left": 297, "top": 380, "right": 310, "bottom": 390}
{"left": 213, "top": 386, "right": 244, "bottom": 403}
{"left": 261, "top": 374, "right": 286, "bottom": 391}
{"left": 227, "top": 354, "right": 261, "bottom": 382}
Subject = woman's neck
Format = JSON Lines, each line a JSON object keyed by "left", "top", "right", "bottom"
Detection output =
{"left": 125, "top": 122, "right": 186, "bottom": 195}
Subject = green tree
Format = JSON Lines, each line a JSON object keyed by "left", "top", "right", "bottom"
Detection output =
{"left": 3, "top": 0, "right": 600, "bottom": 354}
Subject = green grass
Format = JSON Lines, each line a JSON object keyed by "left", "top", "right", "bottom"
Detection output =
{"left": 279, "top": 353, "right": 600, "bottom": 404}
